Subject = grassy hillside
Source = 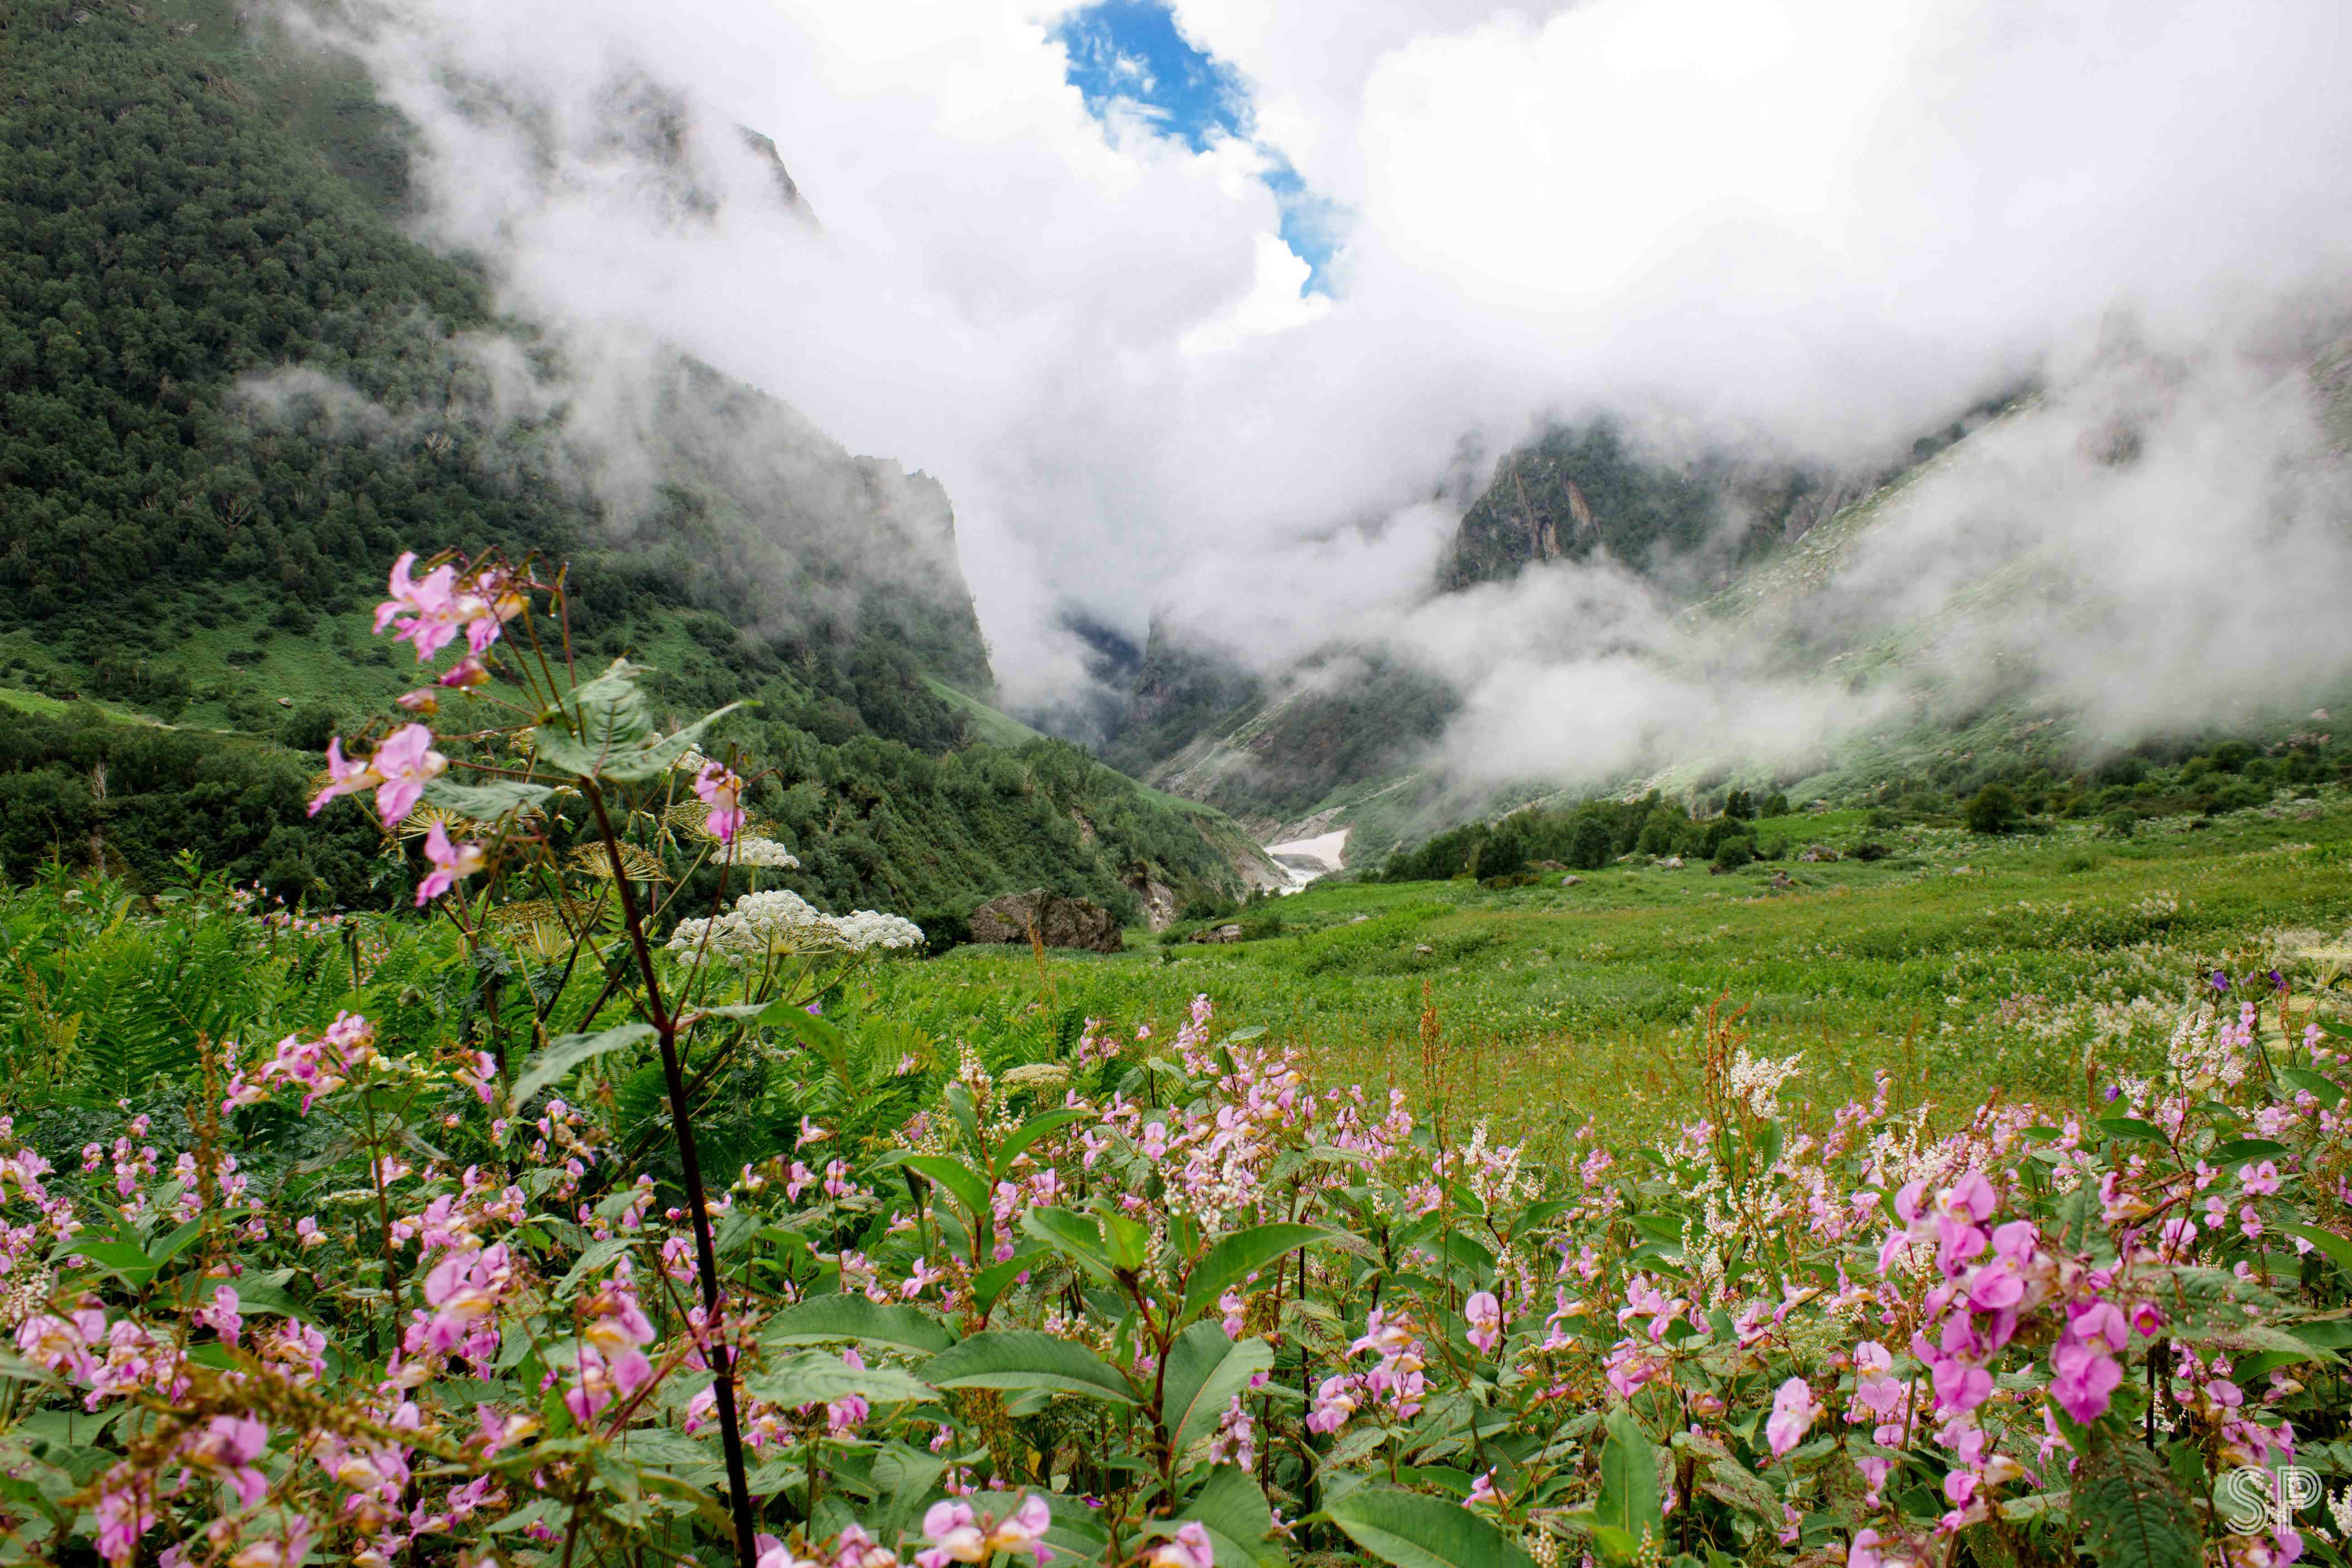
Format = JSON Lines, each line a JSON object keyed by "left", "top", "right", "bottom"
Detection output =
{"left": 0, "top": 0, "right": 1264, "bottom": 917}
{"left": 872, "top": 784, "right": 2352, "bottom": 1146}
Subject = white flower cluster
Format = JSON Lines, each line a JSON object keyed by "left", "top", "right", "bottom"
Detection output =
{"left": 1726, "top": 1048, "right": 1805, "bottom": 1120}
{"left": 725, "top": 835, "right": 802, "bottom": 868}
{"left": 665, "top": 889, "right": 922, "bottom": 959}
{"left": 2166, "top": 1004, "right": 2251, "bottom": 1094}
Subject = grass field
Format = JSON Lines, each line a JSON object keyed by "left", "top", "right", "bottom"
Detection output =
{"left": 863, "top": 793, "right": 2352, "bottom": 1152}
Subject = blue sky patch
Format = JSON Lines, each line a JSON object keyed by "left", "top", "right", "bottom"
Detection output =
{"left": 1053, "top": 0, "right": 1340, "bottom": 294}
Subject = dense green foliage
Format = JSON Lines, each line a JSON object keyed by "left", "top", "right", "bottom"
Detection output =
{"left": 0, "top": 703, "right": 383, "bottom": 902}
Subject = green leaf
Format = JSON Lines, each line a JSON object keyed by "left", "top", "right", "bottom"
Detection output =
{"left": 2210, "top": 1138, "right": 2293, "bottom": 1162}
{"left": 2277, "top": 1068, "right": 2344, "bottom": 1109}
{"left": 535, "top": 661, "right": 744, "bottom": 782}
{"left": 1021, "top": 1208, "right": 1118, "bottom": 1284}
{"left": 65, "top": 1240, "right": 159, "bottom": 1291}
{"left": 1164, "top": 1323, "right": 1273, "bottom": 1456}
{"left": 1168, "top": 1464, "right": 1280, "bottom": 1567}
{"left": 1103, "top": 1211, "right": 1151, "bottom": 1274}
{"left": 1325, "top": 1486, "right": 1538, "bottom": 1568}
{"left": 760, "top": 1295, "right": 956, "bottom": 1356}
{"left": 2075, "top": 1441, "right": 2200, "bottom": 1568}
{"left": 1595, "top": 1410, "right": 1664, "bottom": 1559}
{"left": 511, "top": 1023, "right": 654, "bottom": 1109}
{"left": 2096, "top": 1117, "right": 2171, "bottom": 1145}
{"left": 922, "top": 1330, "right": 1136, "bottom": 1405}
{"left": 1177, "top": 1224, "right": 1328, "bottom": 1327}
{"left": 2279, "top": 1223, "right": 2352, "bottom": 1276}
{"left": 149, "top": 1218, "right": 205, "bottom": 1269}
{"left": 769, "top": 1005, "right": 852, "bottom": 1075}
{"left": 896, "top": 1154, "right": 990, "bottom": 1220}
{"left": 420, "top": 777, "right": 556, "bottom": 820}
{"left": 993, "top": 1108, "right": 1091, "bottom": 1182}
{"left": 971, "top": 1250, "right": 1041, "bottom": 1317}
{"left": 867, "top": 1443, "right": 948, "bottom": 1547}
{"left": 742, "top": 1350, "right": 935, "bottom": 1410}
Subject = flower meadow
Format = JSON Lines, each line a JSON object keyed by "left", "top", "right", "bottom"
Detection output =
{"left": 2, "top": 552, "right": 2351, "bottom": 1568}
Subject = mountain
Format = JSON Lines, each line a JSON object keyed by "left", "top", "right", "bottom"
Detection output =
{"left": 0, "top": 0, "right": 1270, "bottom": 919}
{"left": 1100, "top": 339, "right": 2352, "bottom": 869}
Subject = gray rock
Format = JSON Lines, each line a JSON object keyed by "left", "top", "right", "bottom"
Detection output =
{"left": 1560, "top": 875, "right": 1582, "bottom": 886}
{"left": 967, "top": 889, "right": 1124, "bottom": 954}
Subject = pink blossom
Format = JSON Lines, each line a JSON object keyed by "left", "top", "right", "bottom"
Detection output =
{"left": 368, "top": 724, "right": 447, "bottom": 828}
{"left": 694, "top": 761, "right": 745, "bottom": 844}
{"left": 1465, "top": 1290, "right": 1503, "bottom": 1355}
{"left": 93, "top": 1480, "right": 155, "bottom": 1567}
{"left": 307, "top": 736, "right": 377, "bottom": 817}
{"left": 1767, "top": 1376, "right": 1821, "bottom": 1455}
{"left": 1147, "top": 1522, "right": 1216, "bottom": 1568}
{"left": 2050, "top": 1339, "right": 2122, "bottom": 1421}
{"left": 415, "top": 821, "right": 485, "bottom": 906}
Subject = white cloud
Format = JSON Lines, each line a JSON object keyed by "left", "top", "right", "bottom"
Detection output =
{"left": 293, "top": 0, "right": 2352, "bottom": 755}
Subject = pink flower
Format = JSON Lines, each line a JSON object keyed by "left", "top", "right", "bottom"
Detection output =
{"left": 184, "top": 1414, "right": 269, "bottom": 1509}
{"left": 1930, "top": 1355, "right": 1992, "bottom": 1413}
{"left": 415, "top": 821, "right": 486, "bottom": 906}
{"left": 916, "top": 1499, "right": 983, "bottom": 1568}
{"left": 1147, "top": 1522, "right": 1216, "bottom": 1568}
{"left": 1852, "top": 1527, "right": 1914, "bottom": 1568}
{"left": 377, "top": 552, "right": 462, "bottom": 659}
{"left": 982, "top": 1494, "right": 1052, "bottom": 1563}
{"left": 1306, "top": 1373, "right": 1357, "bottom": 1434}
{"left": 2050, "top": 1339, "right": 2122, "bottom": 1422}
{"left": 1465, "top": 1290, "right": 1503, "bottom": 1355}
{"left": 93, "top": 1480, "right": 156, "bottom": 1567}
{"left": 694, "top": 761, "right": 745, "bottom": 844}
{"left": 1467, "top": 1472, "right": 1500, "bottom": 1509}
{"left": 1767, "top": 1376, "right": 1820, "bottom": 1456}
{"left": 369, "top": 724, "right": 447, "bottom": 828}
{"left": 307, "top": 736, "right": 378, "bottom": 817}
{"left": 196, "top": 1286, "right": 242, "bottom": 1347}
{"left": 227, "top": 1518, "right": 313, "bottom": 1568}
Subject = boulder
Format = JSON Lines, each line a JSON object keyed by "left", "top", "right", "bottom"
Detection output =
{"left": 1769, "top": 871, "right": 1795, "bottom": 890}
{"left": 1190, "top": 924, "right": 1244, "bottom": 945}
{"left": 1797, "top": 844, "right": 1837, "bottom": 863}
{"left": 1560, "top": 875, "right": 1582, "bottom": 887}
{"left": 1660, "top": 855, "right": 1685, "bottom": 869}
{"left": 966, "top": 889, "right": 1124, "bottom": 954}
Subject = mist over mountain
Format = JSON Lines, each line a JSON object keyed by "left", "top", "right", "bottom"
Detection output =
{"left": 6, "top": 0, "right": 2352, "bottom": 895}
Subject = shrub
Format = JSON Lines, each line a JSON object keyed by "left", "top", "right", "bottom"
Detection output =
{"left": 1711, "top": 835, "right": 1755, "bottom": 871}
{"left": 2102, "top": 810, "right": 2136, "bottom": 839}
{"left": 1964, "top": 782, "right": 2020, "bottom": 833}
{"left": 1566, "top": 814, "right": 1614, "bottom": 870}
{"left": 1851, "top": 841, "right": 1892, "bottom": 861}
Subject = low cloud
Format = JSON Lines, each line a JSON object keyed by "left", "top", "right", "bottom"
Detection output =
{"left": 270, "top": 0, "right": 2352, "bottom": 777}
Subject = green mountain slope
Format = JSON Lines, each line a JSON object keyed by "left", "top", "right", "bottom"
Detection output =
{"left": 0, "top": 0, "right": 1260, "bottom": 920}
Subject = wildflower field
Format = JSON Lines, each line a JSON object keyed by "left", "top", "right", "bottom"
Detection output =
{"left": 2, "top": 551, "right": 2351, "bottom": 1568}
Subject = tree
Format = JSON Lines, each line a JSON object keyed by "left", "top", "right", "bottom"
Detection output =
{"left": 1965, "top": 783, "right": 2020, "bottom": 834}
{"left": 1711, "top": 836, "right": 1755, "bottom": 872}
{"left": 1567, "top": 814, "right": 1614, "bottom": 870}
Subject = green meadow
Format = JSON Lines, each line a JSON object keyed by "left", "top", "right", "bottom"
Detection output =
{"left": 865, "top": 795, "right": 2352, "bottom": 1149}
